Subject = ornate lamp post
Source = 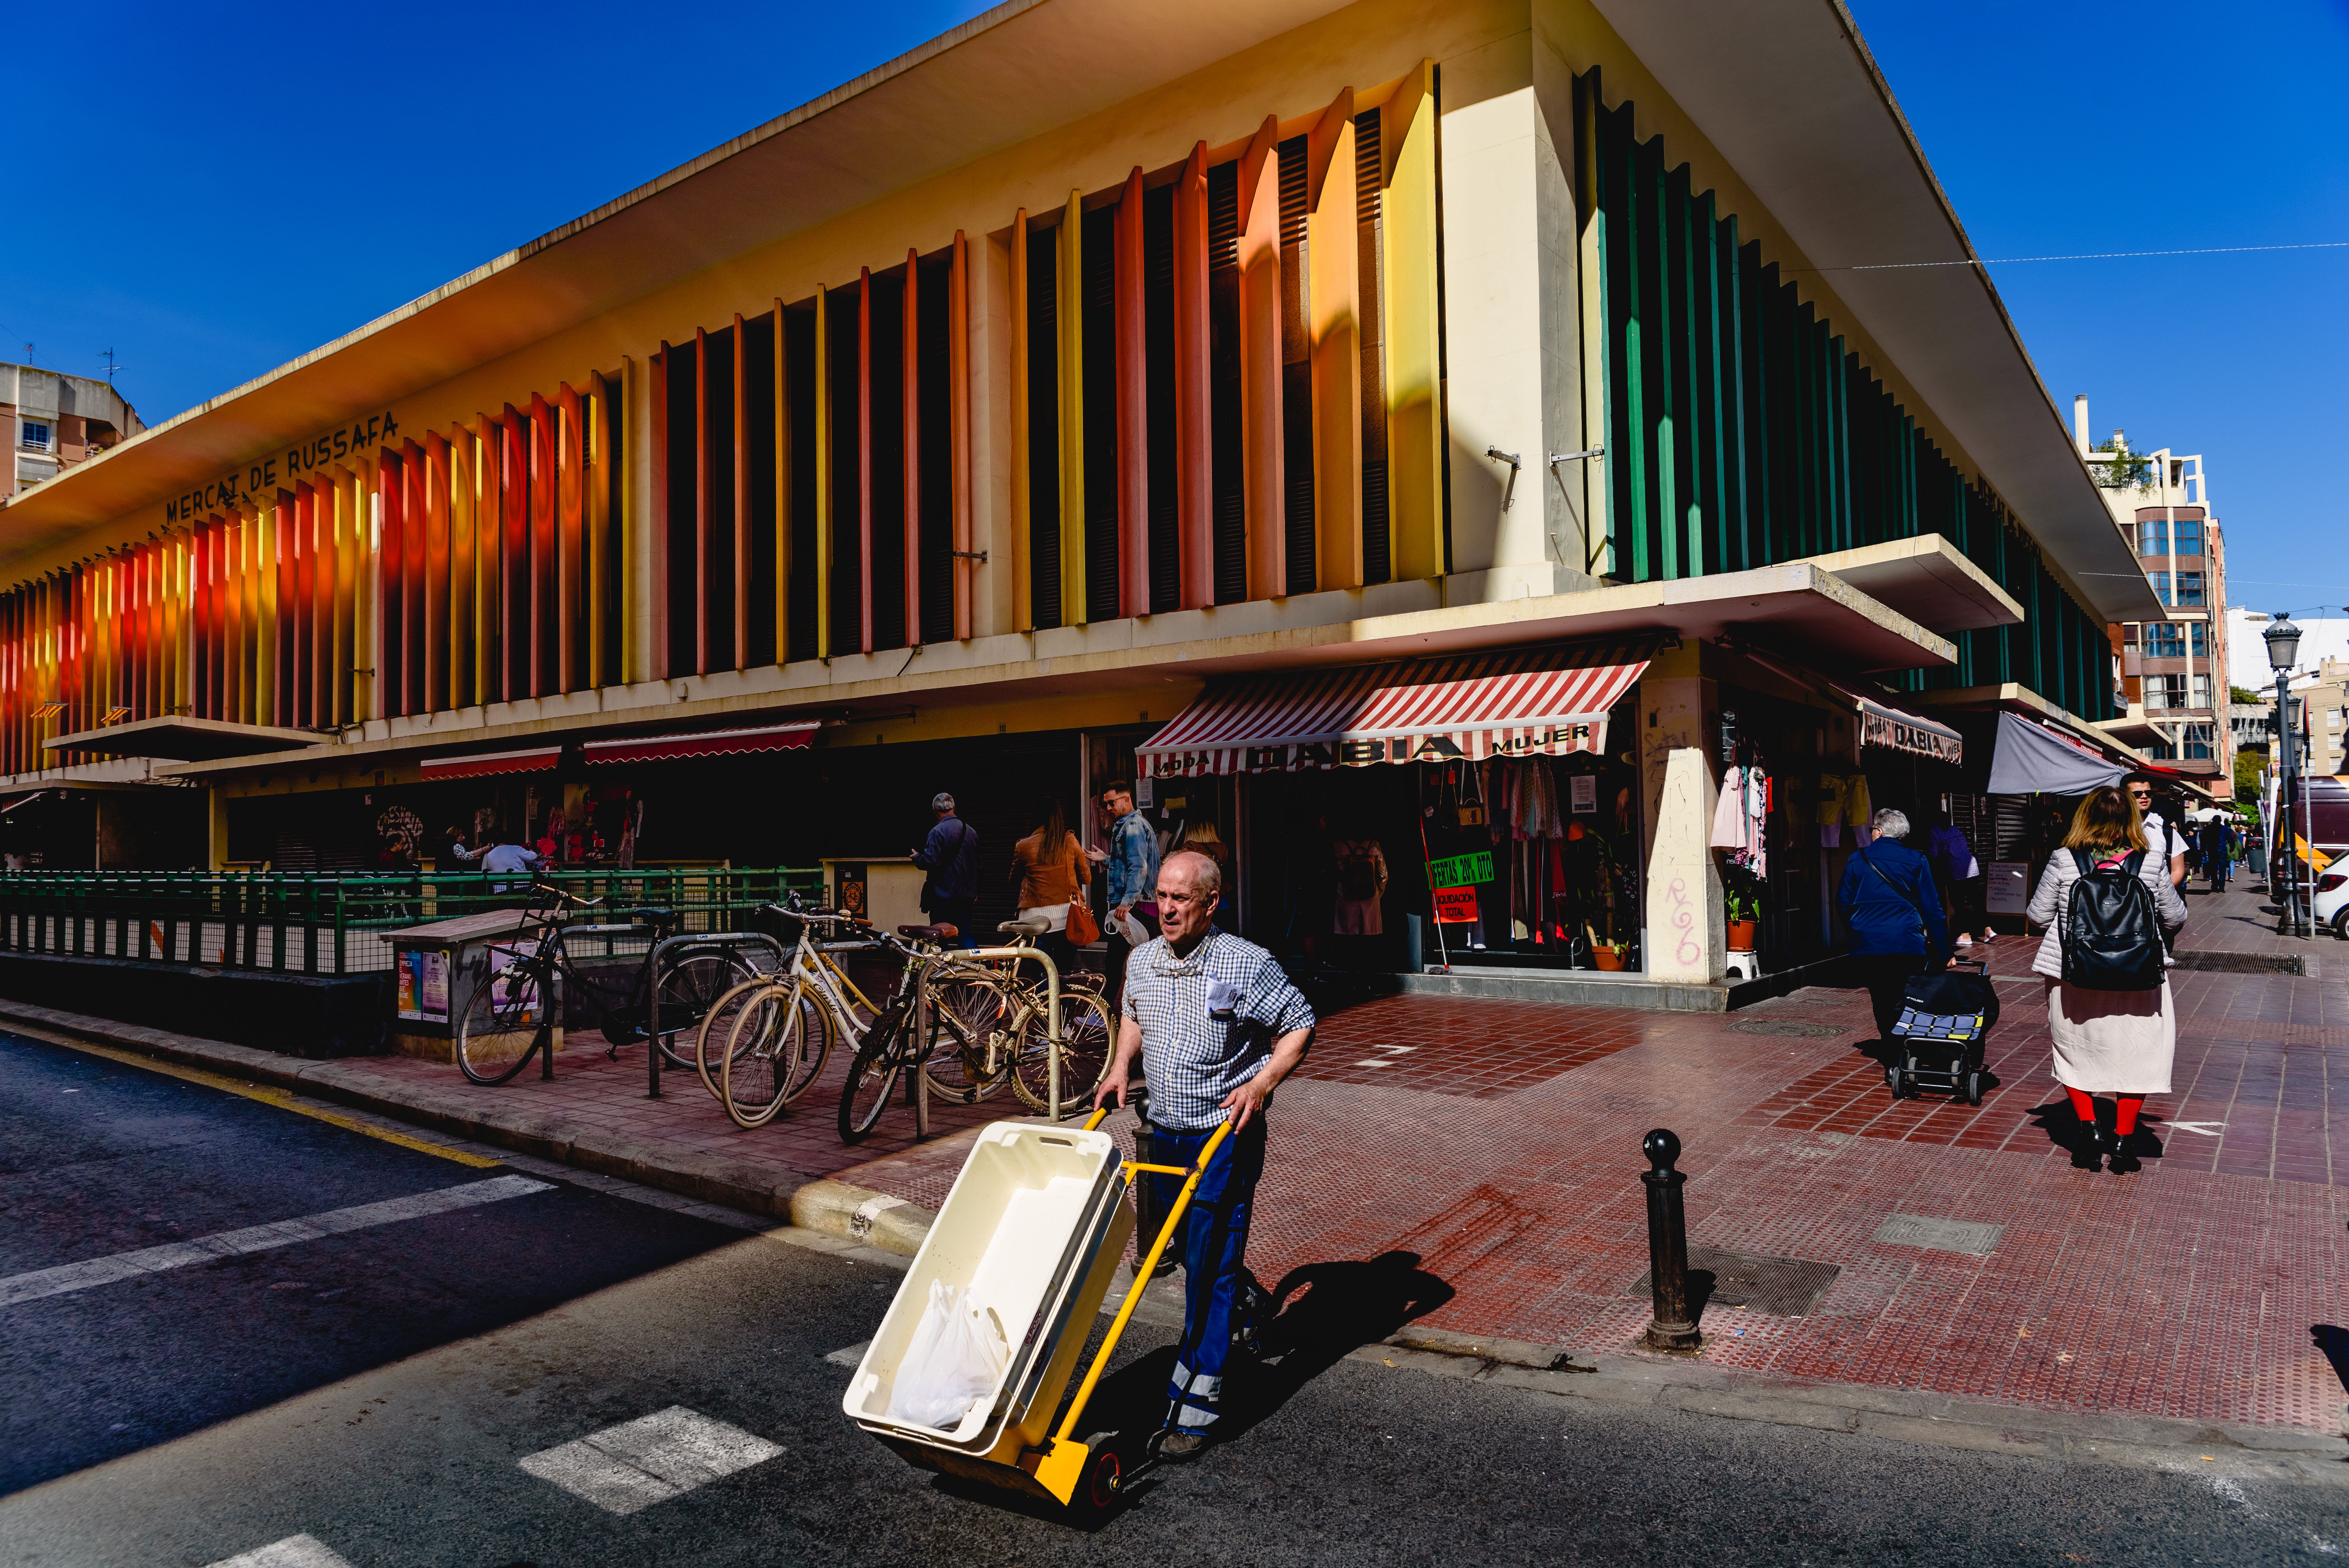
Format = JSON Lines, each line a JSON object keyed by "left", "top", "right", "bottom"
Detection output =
{"left": 2263, "top": 613, "right": 2307, "bottom": 937}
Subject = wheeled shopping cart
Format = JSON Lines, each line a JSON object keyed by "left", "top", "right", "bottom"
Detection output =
{"left": 841, "top": 1109, "right": 1232, "bottom": 1511}
{"left": 1885, "top": 957, "right": 2000, "bottom": 1105}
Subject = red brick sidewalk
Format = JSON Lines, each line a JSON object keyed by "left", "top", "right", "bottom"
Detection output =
{"left": 841, "top": 883, "right": 2349, "bottom": 1434}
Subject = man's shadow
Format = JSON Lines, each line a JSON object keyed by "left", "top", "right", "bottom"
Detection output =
{"left": 2025, "top": 1097, "right": 2166, "bottom": 1161}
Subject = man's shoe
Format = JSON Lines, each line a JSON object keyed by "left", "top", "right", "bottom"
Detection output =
{"left": 1158, "top": 1429, "right": 1212, "bottom": 1462}
{"left": 2071, "top": 1123, "right": 2108, "bottom": 1172}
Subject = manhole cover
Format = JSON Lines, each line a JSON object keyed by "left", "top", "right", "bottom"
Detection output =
{"left": 1726, "top": 1018, "right": 1847, "bottom": 1038}
{"left": 1625, "top": 1247, "right": 1841, "bottom": 1317}
{"left": 1873, "top": 1214, "right": 2003, "bottom": 1255}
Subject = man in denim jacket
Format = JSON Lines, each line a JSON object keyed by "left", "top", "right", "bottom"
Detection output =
{"left": 1089, "top": 780, "right": 1160, "bottom": 1002}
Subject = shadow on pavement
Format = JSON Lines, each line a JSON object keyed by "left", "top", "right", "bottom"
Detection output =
{"left": 2024, "top": 1097, "right": 2166, "bottom": 1162}
{"left": 2312, "top": 1325, "right": 2349, "bottom": 1395}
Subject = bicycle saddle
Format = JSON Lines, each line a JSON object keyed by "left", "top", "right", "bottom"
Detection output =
{"left": 626, "top": 906, "right": 677, "bottom": 926}
{"left": 998, "top": 914, "right": 1052, "bottom": 937}
{"left": 897, "top": 923, "right": 958, "bottom": 941}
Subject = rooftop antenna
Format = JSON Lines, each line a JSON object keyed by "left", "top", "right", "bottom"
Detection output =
{"left": 99, "top": 349, "right": 123, "bottom": 385}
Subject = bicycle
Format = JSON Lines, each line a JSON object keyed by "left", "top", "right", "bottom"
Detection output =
{"left": 696, "top": 903, "right": 891, "bottom": 1123}
{"left": 454, "top": 884, "right": 762, "bottom": 1086}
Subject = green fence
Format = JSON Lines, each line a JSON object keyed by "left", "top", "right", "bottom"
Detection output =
{"left": 0, "top": 866, "right": 827, "bottom": 976}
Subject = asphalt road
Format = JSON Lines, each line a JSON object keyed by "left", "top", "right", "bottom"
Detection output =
{"left": 4, "top": 1029, "right": 2345, "bottom": 1566}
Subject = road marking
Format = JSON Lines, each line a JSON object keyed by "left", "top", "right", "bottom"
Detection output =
{"left": 2168, "top": 1120, "right": 2226, "bottom": 1136}
{"left": 7, "top": 1025, "right": 502, "bottom": 1167}
{"left": 519, "top": 1406, "right": 781, "bottom": 1515}
{"left": 0, "top": 1175, "right": 552, "bottom": 1309}
{"left": 824, "top": 1339, "right": 872, "bottom": 1368}
{"left": 205, "top": 1535, "right": 354, "bottom": 1568}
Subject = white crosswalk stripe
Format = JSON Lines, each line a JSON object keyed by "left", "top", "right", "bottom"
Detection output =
{"left": 824, "top": 1339, "right": 872, "bottom": 1368}
{"left": 205, "top": 1535, "right": 354, "bottom": 1568}
{"left": 0, "top": 1176, "right": 553, "bottom": 1310}
{"left": 519, "top": 1406, "right": 781, "bottom": 1515}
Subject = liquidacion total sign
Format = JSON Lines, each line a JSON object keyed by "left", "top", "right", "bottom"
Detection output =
{"left": 161, "top": 408, "right": 400, "bottom": 524}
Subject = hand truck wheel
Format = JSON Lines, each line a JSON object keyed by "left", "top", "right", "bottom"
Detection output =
{"left": 1963, "top": 1070, "right": 1983, "bottom": 1107}
{"left": 1082, "top": 1432, "right": 1122, "bottom": 1511}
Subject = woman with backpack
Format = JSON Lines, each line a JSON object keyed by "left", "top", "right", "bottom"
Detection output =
{"left": 2024, "top": 785, "right": 2188, "bottom": 1174}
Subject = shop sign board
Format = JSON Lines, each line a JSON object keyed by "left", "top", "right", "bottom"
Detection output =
{"left": 1432, "top": 886, "right": 1482, "bottom": 923}
{"left": 1425, "top": 850, "right": 1494, "bottom": 886}
{"left": 1861, "top": 704, "right": 1963, "bottom": 764}
{"left": 1984, "top": 861, "right": 2029, "bottom": 914}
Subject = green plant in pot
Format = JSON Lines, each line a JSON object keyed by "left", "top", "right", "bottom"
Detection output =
{"left": 1724, "top": 886, "right": 1761, "bottom": 952}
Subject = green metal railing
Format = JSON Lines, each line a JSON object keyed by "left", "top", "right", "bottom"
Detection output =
{"left": 0, "top": 866, "right": 827, "bottom": 976}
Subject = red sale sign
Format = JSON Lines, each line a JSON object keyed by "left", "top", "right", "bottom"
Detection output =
{"left": 1432, "top": 886, "right": 1480, "bottom": 924}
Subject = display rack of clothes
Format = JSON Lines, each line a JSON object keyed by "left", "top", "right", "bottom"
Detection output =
{"left": 1711, "top": 749, "right": 1771, "bottom": 879}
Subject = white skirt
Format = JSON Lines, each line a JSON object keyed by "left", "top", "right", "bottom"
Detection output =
{"left": 2044, "top": 977, "right": 2175, "bottom": 1095}
{"left": 1019, "top": 902, "right": 1069, "bottom": 933}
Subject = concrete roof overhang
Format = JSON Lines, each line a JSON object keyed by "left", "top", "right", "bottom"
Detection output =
{"left": 45, "top": 716, "right": 326, "bottom": 760}
{"left": 1796, "top": 535, "right": 2019, "bottom": 634}
{"left": 1587, "top": 0, "right": 2161, "bottom": 625}
{"left": 0, "top": 0, "right": 1339, "bottom": 573}
{"left": 162, "top": 562, "right": 1947, "bottom": 779}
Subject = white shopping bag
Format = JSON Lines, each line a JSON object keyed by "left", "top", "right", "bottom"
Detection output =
{"left": 1108, "top": 908, "right": 1150, "bottom": 947}
{"left": 885, "top": 1280, "right": 1009, "bottom": 1431}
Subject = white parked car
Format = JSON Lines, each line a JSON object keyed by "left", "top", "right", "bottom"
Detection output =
{"left": 2315, "top": 868, "right": 2349, "bottom": 939}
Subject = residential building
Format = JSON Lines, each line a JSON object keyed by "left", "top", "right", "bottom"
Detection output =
{"left": 2296, "top": 658, "right": 2349, "bottom": 777}
{"left": 3, "top": 363, "right": 143, "bottom": 499}
{"left": 2082, "top": 396, "right": 2232, "bottom": 796}
{"left": 0, "top": 0, "right": 2157, "bottom": 992}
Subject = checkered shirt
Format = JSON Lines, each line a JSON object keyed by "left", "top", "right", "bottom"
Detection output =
{"left": 1122, "top": 929, "right": 1315, "bottom": 1132}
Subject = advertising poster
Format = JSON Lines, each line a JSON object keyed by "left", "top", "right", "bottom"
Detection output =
{"left": 1984, "top": 861, "right": 2028, "bottom": 915}
{"left": 1432, "top": 886, "right": 1481, "bottom": 924}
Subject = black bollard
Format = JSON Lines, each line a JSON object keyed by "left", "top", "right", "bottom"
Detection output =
{"left": 1641, "top": 1128, "right": 1701, "bottom": 1351}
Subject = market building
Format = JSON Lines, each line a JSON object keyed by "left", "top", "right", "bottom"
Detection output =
{"left": 0, "top": 0, "right": 2163, "bottom": 1004}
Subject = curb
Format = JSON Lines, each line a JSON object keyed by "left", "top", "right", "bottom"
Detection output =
{"left": 0, "top": 999, "right": 813, "bottom": 1225}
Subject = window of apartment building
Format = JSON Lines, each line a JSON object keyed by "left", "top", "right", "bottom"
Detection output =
{"left": 19, "top": 421, "right": 51, "bottom": 452}
{"left": 2149, "top": 571, "right": 2205, "bottom": 607}
{"left": 2147, "top": 674, "right": 2187, "bottom": 709}
{"left": 2190, "top": 673, "right": 2211, "bottom": 709}
{"left": 2138, "top": 516, "right": 2204, "bottom": 556}
{"left": 2146, "top": 623, "right": 2184, "bottom": 657}
{"left": 2147, "top": 736, "right": 2178, "bottom": 759}
{"left": 2184, "top": 723, "right": 2214, "bottom": 760}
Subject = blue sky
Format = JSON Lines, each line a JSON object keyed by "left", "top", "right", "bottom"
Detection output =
{"left": 9, "top": 1, "right": 2343, "bottom": 629}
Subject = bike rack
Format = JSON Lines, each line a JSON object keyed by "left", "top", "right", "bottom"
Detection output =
{"left": 964, "top": 942, "right": 1067, "bottom": 1119}
{"left": 644, "top": 929, "right": 788, "bottom": 1099}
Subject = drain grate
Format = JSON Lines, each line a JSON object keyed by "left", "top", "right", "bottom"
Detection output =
{"left": 1872, "top": 1213, "right": 2003, "bottom": 1256}
{"left": 1626, "top": 1246, "right": 1842, "bottom": 1317}
{"left": 2168, "top": 951, "right": 2308, "bottom": 977}
{"left": 1727, "top": 1018, "right": 1848, "bottom": 1039}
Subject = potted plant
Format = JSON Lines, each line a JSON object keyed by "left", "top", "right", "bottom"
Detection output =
{"left": 1725, "top": 887, "right": 1760, "bottom": 952}
{"left": 1587, "top": 922, "right": 1629, "bottom": 971}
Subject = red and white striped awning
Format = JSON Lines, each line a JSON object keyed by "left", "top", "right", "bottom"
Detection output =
{"left": 1135, "top": 642, "right": 1653, "bottom": 778}
{"left": 419, "top": 745, "right": 561, "bottom": 780}
{"left": 581, "top": 721, "right": 821, "bottom": 766}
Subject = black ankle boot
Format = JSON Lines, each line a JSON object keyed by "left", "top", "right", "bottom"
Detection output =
{"left": 2107, "top": 1131, "right": 2142, "bottom": 1175}
{"left": 2071, "top": 1123, "right": 2108, "bottom": 1171}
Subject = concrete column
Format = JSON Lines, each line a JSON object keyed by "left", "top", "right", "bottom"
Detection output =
{"left": 207, "top": 789, "right": 230, "bottom": 872}
{"left": 1644, "top": 746, "right": 1724, "bottom": 984}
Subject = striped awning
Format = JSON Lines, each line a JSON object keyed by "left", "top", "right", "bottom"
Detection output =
{"left": 1135, "top": 641, "right": 1653, "bottom": 778}
{"left": 582, "top": 721, "right": 821, "bottom": 766}
{"left": 419, "top": 745, "right": 561, "bottom": 780}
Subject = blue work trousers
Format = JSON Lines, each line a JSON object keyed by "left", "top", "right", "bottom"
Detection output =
{"left": 1145, "top": 1116, "right": 1266, "bottom": 1431}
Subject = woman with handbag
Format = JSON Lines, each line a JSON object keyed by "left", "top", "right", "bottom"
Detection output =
{"left": 1010, "top": 799, "right": 1094, "bottom": 974}
{"left": 2023, "top": 785, "right": 2188, "bottom": 1174}
{"left": 1836, "top": 807, "right": 1952, "bottom": 1047}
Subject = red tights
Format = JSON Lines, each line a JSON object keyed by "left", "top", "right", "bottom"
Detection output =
{"left": 2066, "top": 1086, "right": 2145, "bottom": 1135}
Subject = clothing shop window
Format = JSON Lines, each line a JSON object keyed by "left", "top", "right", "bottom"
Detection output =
{"left": 2183, "top": 723, "right": 2214, "bottom": 760}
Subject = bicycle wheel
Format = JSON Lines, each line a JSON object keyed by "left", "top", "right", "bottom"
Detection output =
{"left": 1010, "top": 985, "right": 1115, "bottom": 1116}
{"left": 720, "top": 980, "right": 828, "bottom": 1128}
{"left": 652, "top": 945, "right": 760, "bottom": 1069}
{"left": 697, "top": 976, "right": 787, "bottom": 1103}
{"left": 838, "top": 1001, "right": 912, "bottom": 1143}
{"left": 920, "top": 973, "right": 1011, "bottom": 1104}
{"left": 457, "top": 961, "right": 548, "bottom": 1085}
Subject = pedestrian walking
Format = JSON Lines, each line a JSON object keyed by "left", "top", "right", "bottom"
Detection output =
{"left": 2199, "top": 814, "right": 2234, "bottom": 895}
{"left": 1837, "top": 808, "right": 1952, "bottom": 1047}
{"left": 1087, "top": 781, "right": 1160, "bottom": 1004}
{"left": 2023, "top": 785, "right": 2187, "bottom": 1175}
{"left": 1010, "top": 799, "right": 1091, "bottom": 975}
{"left": 2123, "top": 775, "right": 2189, "bottom": 888}
{"left": 910, "top": 791, "right": 979, "bottom": 947}
{"left": 1921, "top": 806, "right": 1994, "bottom": 948}
{"left": 1093, "top": 849, "right": 1315, "bottom": 1458}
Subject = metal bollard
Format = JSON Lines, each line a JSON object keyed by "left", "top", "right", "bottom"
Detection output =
{"left": 1641, "top": 1128, "right": 1701, "bottom": 1351}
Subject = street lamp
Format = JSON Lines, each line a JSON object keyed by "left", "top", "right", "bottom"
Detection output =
{"left": 2264, "top": 612, "right": 2309, "bottom": 937}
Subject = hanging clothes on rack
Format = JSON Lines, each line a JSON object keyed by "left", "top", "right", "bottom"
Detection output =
{"left": 1711, "top": 763, "right": 1770, "bottom": 879}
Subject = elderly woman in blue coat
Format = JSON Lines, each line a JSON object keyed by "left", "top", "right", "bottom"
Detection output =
{"left": 1837, "top": 807, "right": 1951, "bottom": 1044}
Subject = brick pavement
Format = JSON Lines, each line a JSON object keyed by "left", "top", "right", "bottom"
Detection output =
{"left": 841, "top": 881, "right": 2349, "bottom": 1434}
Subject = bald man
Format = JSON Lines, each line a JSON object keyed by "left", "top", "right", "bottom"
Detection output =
{"left": 1094, "top": 848, "right": 1315, "bottom": 1459}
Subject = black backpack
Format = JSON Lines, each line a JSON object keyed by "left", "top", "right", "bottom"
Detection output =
{"left": 2061, "top": 848, "right": 2165, "bottom": 991}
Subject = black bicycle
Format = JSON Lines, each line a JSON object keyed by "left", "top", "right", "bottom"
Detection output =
{"left": 455, "top": 885, "right": 762, "bottom": 1086}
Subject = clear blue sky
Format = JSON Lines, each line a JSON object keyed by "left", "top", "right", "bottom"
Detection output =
{"left": 10, "top": 1, "right": 2343, "bottom": 618}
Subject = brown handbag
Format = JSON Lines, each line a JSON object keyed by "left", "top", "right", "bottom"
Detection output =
{"left": 1065, "top": 898, "right": 1101, "bottom": 947}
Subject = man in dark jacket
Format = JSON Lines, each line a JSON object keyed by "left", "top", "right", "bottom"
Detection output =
{"left": 911, "top": 792, "right": 979, "bottom": 947}
{"left": 1837, "top": 807, "right": 1950, "bottom": 1044}
{"left": 2199, "top": 815, "right": 2234, "bottom": 894}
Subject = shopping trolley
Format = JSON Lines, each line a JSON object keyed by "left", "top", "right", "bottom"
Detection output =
{"left": 1885, "top": 957, "right": 2000, "bottom": 1105}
